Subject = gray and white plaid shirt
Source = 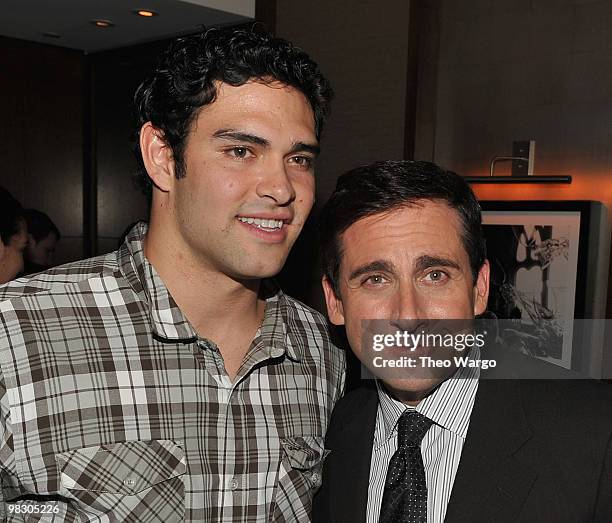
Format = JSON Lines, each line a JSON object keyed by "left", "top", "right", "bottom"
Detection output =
{"left": 0, "top": 223, "right": 345, "bottom": 522}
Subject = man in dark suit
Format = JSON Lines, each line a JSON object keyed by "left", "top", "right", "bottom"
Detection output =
{"left": 313, "top": 160, "right": 612, "bottom": 522}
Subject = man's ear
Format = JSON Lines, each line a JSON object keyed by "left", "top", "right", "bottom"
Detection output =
{"left": 27, "top": 234, "right": 36, "bottom": 249}
{"left": 473, "top": 259, "right": 490, "bottom": 316}
{"left": 140, "top": 122, "right": 175, "bottom": 192}
{"left": 322, "top": 276, "right": 345, "bottom": 326}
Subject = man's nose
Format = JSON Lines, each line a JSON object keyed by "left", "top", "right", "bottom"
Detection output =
{"left": 389, "top": 285, "right": 427, "bottom": 333}
{"left": 391, "top": 284, "right": 422, "bottom": 320}
{"left": 256, "top": 159, "right": 296, "bottom": 205}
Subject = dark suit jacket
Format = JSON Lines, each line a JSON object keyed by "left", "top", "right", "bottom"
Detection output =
{"left": 313, "top": 379, "right": 612, "bottom": 522}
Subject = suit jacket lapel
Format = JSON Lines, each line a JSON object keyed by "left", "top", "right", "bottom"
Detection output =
{"left": 445, "top": 380, "right": 536, "bottom": 522}
{"left": 328, "top": 385, "right": 378, "bottom": 523}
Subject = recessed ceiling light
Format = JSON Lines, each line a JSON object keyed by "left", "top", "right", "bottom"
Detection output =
{"left": 134, "top": 9, "right": 158, "bottom": 17}
{"left": 90, "top": 19, "right": 114, "bottom": 28}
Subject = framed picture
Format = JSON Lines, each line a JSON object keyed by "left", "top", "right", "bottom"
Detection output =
{"left": 480, "top": 201, "right": 609, "bottom": 373}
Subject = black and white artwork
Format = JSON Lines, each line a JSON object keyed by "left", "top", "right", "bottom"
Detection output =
{"left": 481, "top": 210, "right": 581, "bottom": 369}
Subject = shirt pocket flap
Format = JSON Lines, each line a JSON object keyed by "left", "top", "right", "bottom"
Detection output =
{"left": 56, "top": 439, "right": 186, "bottom": 495}
{"left": 280, "top": 436, "right": 330, "bottom": 471}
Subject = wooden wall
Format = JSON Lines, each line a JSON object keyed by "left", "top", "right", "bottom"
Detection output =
{"left": 0, "top": 37, "right": 84, "bottom": 265}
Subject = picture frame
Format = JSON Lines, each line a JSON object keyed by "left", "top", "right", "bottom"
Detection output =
{"left": 480, "top": 200, "right": 609, "bottom": 374}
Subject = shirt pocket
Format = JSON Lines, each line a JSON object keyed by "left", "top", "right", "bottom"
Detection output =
{"left": 55, "top": 439, "right": 186, "bottom": 522}
{"left": 273, "top": 436, "right": 330, "bottom": 522}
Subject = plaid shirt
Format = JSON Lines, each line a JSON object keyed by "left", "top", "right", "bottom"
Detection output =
{"left": 0, "top": 223, "right": 345, "bottom": 522}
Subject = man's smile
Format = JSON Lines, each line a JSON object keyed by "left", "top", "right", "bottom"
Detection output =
{"left": 236, "top": 214, "right": 291, "bottom": 242}
{"left": 237, "top": 217, "right": 285, "bottom": 230}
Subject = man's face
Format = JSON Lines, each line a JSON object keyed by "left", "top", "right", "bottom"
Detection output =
{"left": 323, "top": 200, "right": 489, "bottom": 404}
{"left": 166, "top": 80, "right": 318, "bottom": 280}
{"left": 0, "top": 219, "right": 28, "bottom": 283}
{"left": 27, "top": 232, "right": 58, "bottom": 267}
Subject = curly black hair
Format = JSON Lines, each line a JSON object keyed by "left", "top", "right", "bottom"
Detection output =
{"left": 134, "top": 26, "right": 333, "bottom": 196}
{"left": 319, "top": 160, "right": 487, "bottom": 296}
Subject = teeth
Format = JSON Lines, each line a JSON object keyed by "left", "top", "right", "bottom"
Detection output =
{"left": 238, "top": 217, "right": 283, "bottom": 229}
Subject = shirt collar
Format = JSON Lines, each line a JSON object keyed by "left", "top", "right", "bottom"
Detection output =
{"left": 116, "top": 222, "right": 301, "bottom": 361}
{"left": 375, "top": 347, "right": 481, "bottom": 446}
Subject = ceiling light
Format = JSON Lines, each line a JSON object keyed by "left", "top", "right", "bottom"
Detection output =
{"left": 90, "top": 19, "right": 114, "bottom": 28}
{"left": 134, "top": 9, "right": 158, "bottom": 17}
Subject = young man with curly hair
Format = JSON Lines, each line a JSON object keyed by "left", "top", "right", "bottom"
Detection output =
{"left": 0, "top": 28, "right": 344, "bottom": 522}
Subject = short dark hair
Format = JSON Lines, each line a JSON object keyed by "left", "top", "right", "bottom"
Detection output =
{"left": 0, "top": 187, "right": 24, "bottom": 245}
{"left": 23, "top": 209, "right": 60, "bottom": 242}
{"left": 134, "top": 26, "right": 333, "bottom": 196}
{"left": 319, "top": 160, "right": 486, "bottom": 296}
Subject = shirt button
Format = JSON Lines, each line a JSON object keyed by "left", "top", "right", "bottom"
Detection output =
{"left": 270, "top": 347, "right": 284, "bottom": 358}
{"left": 229, "top": 477, "right": 239, "bottom": 491}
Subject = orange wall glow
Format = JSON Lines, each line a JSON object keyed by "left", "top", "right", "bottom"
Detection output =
{"left": 471, "top": 171, "right": 612, "bottom": 228}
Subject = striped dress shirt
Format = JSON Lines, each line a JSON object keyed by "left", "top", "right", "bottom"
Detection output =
{"left": 0, "top": 222, "right": 346, "bottom": 522}
{"left": 367, "top": 356, "right": 480, "bottom": 523}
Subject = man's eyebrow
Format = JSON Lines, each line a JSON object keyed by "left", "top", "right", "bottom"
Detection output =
{"left": 212, "top": 131, "right": 320, "bottom": 156}
{"left": 348, "top": 260, "right": 395, "bottom": 281}
{"left": 212, "top": 129, "right": 269, "bottom": 146}
{"left": 288, "top": 142, "right": 320, "bottom": 157}
{"left": 415, "top": 255, "right": 461, "bottom": 273}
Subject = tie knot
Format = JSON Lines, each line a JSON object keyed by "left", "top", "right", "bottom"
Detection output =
{"left": 397, "top": 410, "right": 433, "bottom": 447}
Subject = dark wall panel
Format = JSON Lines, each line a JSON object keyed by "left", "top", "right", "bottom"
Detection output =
{"left": 274, "top": 0, "right": 412, "bottom": 309}
{"left": 0, "top": 37, "right": 84, "bottom": 265}
{"left": 91, "top": 40, "right": 174, "bottom": 256}
{"left": 276, "top": 0, "right": 411, "bottom": 204}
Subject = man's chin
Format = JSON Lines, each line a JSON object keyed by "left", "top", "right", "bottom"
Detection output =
{"left": 226, "top": 258, "right": 288, "bottom": 281}
{"left": 379, "top": 377, "right": 447, "bottom": 405}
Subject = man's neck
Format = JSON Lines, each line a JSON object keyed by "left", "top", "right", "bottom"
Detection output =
{"left": 143, "top": 222, "right": 266, "bottom": 378}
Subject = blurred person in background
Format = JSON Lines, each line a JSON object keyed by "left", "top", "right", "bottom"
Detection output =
{"left": 23, "top": 208, "right": 61, "bottom": 274}
{"left": 0, "top": 187, "right": 27, "bottom": 284}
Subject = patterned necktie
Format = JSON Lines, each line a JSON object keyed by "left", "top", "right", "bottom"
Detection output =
{"left": 379, "top": 410, "right": 434, "bottom": 523}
